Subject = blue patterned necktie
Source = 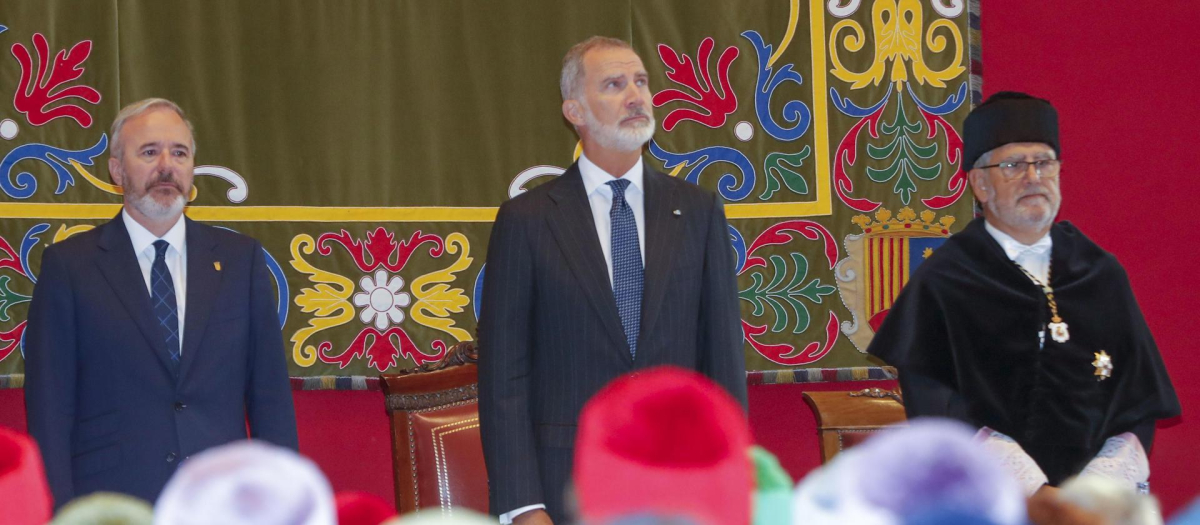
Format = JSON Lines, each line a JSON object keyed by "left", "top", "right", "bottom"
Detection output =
{"left": 607, "top": 179, "right": 643, "bottom": 358}
{"left": 151, "top": 240, "right": 181, "bottom": 366}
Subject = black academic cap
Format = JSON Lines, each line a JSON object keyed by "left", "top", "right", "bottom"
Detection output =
{"left": 963, "top": 91, "right": 1060, "bottom": 169}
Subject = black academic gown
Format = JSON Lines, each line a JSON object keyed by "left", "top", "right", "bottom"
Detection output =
{"left": 868, "top": 218, "right": 1179, "bottom": 485}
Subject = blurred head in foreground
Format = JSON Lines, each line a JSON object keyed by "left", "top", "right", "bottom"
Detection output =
{"left": 791, "top": 418, "right": 1026, "bottom": 525}
{"left": 336, "top": 491, "right": 398, "bottom": 525}
{"left": 0, "top": 425, "right": 52, "bottom": 525}
{"left": 50, "top": 492, "right": 152, "bottom": 525}
{"left": 154, "top": 440, "right": 334, "bottom": 525}
{"left": 383, "top": 508, "right": 497, "bottom": 525}
{"left": 573, "top": 366, "right": 753, "bottom": 525}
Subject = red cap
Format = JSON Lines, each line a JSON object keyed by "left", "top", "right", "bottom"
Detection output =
{"left": 335, "top": 491, "right": 397, "bottom": 525}
{"left": 573, "top": 366, "right": 752, "bottom": 525}
{"left": 0, "top": 426, "right": 52, "bottom": 525}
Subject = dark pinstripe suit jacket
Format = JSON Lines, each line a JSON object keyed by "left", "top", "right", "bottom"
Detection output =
{"left": 478, "top": 162, "right": 748, "bottom": 520}
{"left": 24, "top": 216, "right": 298, "bottom": 508}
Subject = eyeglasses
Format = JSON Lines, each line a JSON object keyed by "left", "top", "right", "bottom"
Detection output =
{"left": 976, "top": 159, "right": 1062, "bottom": 180}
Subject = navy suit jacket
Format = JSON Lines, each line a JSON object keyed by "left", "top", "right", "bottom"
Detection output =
{"left": 24, "top": 214, "right": 298, "bottom": 507}
{"left": 478, "top": 163, "right": 748, "bottom": 520}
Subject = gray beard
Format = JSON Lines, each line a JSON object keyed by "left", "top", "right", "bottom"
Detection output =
{"left": 130, "top": 191, "right": 186, "bottom": 220}
{"left": 984, "top": 187, "right": 1059, "bottom": 232}
{"left": 583, "top": 105, "right": 655, "bottom": 153}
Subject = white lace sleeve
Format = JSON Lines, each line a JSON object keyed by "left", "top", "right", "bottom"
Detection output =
{"left": 974, "top": 427, "right": 1048, "bottom": 496}
{"left": 1078, "top": 432, "right": 1149, "bottom": 488}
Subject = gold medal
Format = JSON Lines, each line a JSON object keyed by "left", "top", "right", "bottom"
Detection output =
{"left": 1048, "top": 320, "right": 1069, "bottom": 343}
{"left": 1016, "top": 264, "right": 1068, "bottom": 343}
{"left": 1092, "top": 350, "right": 1113, "bottom": 380}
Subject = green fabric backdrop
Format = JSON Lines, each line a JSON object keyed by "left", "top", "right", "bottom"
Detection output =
{"left": 0, "top": 1, "right": 977, "bottom": 387}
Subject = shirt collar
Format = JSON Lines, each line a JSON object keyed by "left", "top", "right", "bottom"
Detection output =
{"left": 122, "top": 208, "right": 187, "bottom": 256}
{"left": 578, "top": 152, "right": 644, "bottom": 196}
{"left": 984, "top": 220, "right": 1051, "bottom": 261}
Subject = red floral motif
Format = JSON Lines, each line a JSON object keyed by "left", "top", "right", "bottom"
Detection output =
{"left": 0, "top": 322, "right": 26, "bottom": 363}
{"left": 741, "top": 220, "right": 838, "bottom": 274}
{"left": 916, "top": 108, "right": 968, "bottom": 209}
{"left": 742, "top": 312, "right": 838, "bottom": 366}
{"left": 833, "top": 104, "right": 889, "bottom": 212}
{"left": 318, "top": 227, "right": 444, "bottom": 273}
{"left": 0, "top": 236, "right": 25, "bottom": 276}
{"left": 317, "top": 327, "right": 446, "bottom": 372}
{"left": 653, "top": 37, "right": 739, "bottom": 131}
{"left": 11, "top": 33, "right": 101, "bottom": 127}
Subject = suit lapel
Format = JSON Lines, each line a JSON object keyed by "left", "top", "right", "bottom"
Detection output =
{"left": 178, "top": 219, "right": 221, "bottom": 380}
{"left": 545, "top": 164, "right": 631, "bottom": 359}
{"left": 94, "top": 215, "right": 179, "bottom": 376}
{"left": 637, "top": 167, "right": 682, "bottom": 356}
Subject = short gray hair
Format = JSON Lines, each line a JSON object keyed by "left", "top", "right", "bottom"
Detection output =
{"left": 560, "top": 36, "right": 634, "bottom": 101}
{"left": 972, "top": 150, "right": 992, "bottom": 214}
{"left": 109, "top": 98, "right": 196, "bottom": 159}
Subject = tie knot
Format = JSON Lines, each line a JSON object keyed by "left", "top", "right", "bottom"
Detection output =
{"left": 153, "top": 239, "right": 170, "bottom": 260}
{"left": 607, "top": 179, "right": 631, "bottom": 201}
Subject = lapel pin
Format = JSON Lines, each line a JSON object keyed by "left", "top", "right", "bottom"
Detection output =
{"left": 213, "top": 261, "right": 222, "bottom": 272}
{"left": 673, "top": 209, "right": 682, "bottom": 216}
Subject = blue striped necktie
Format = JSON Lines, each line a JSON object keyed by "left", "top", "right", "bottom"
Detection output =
{"left": 607, "top": 179, "right": 643, "bottom": 358}
{"left": 151, "top": 240, "right": 181, "bottom": 366}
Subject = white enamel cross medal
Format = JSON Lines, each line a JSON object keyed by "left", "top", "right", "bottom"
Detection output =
{"left": 1092, "top": 350, "right": 1113, "bottom": 381}
{"left": 1048, "top": 319, "right": 1069, "bottom": 343}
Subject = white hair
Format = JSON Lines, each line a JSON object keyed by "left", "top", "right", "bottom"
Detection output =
{"left": 109, "top": 98, "right": 195, "bottom": 159}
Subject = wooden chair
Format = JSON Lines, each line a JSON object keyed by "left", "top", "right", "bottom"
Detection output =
{"left": 801, "top": 388, "right": 907, "bottom": 463}
{"left": 381, "top": 341, "right": 488, "bottom": 514}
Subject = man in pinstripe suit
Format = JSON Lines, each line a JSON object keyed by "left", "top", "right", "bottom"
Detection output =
{"left": 479, "top": 36, "right": 748, "bottom": 525}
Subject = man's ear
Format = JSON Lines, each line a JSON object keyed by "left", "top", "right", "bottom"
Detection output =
{"left": 562, "top": 99, "right": 585, "bottom": 128}
{"left": 968, "top": 169, "right": 989, "bottom": 204}
{"left": 108, "top": 157, "right": 124, "bottom": 187}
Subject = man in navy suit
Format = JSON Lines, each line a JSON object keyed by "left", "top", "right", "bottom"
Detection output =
{"left": 479, "top": 37, "right": 748, "bottom": 524}
{"left": 24, "top": 98, "right": 298, "bottom": 508}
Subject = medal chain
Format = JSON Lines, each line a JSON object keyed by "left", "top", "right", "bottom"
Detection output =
{"left": 1015, "top": 263, "right": 1064, "bottom": 325}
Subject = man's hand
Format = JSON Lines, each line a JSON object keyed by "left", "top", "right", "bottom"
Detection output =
{"left": 513, "top": 509, "right": 554, "bottom": 525}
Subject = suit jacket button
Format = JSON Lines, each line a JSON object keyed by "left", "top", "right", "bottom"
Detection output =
{"left": 174, "top": 402, "right": 186, "bottom": 412}
{"left": 166, "top": 452, "right": 178, "bottom": 463}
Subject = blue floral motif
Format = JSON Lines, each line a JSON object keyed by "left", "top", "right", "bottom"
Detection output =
{"left": 830, "top": 86, "right": 891, "bottom": 118}
{"left": 473, "top": 265, "right": 485, "bottom": 321}
{"left": 648, "top": 140, "right": 756, "bottom": 202}
{"left": 19, "top": 223, "right": 50, "bottom": 284}
{"left": 0, "top": 134, "right": 108, "bottom": 199}
{"left": 728, "top": 225, "right": 747, "bottom": 274}
{"left": 907, "top": 82, "right": 968, "bottom": 115}
{"left": 262, "top": 247, "right": 289, "bottom": 328}
{"left": 741, "top": 30, "right": 811, "bottom": 142}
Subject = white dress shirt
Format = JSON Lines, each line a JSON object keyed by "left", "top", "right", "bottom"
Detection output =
{"left": 499, "top": 154, "right": 647, "bottom": 524}
{"left": 579, "top": 152, "right": 647, "bottom": 285}
{"left": 984, "top": 221, "right": 1051, "bottom": 284}
{"left": 122, "top": 210, "right": 188, "bottom": 353}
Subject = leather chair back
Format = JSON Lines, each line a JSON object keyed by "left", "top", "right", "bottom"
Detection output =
{"left": 381, "top": 342, "right": 488, "bottom": 514}
{"left": 801, "top": 388, "right": 907, "bottom": 463}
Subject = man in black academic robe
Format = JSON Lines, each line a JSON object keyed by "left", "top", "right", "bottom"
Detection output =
{"left": 869, "top": 92, "right": 1179, "bottom": 492}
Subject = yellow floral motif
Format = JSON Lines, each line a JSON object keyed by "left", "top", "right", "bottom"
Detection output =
{"left": 289, "top": 234, "right": 355, "bottom": 367}
{"left": 410, "top": 233, "right": 474, "bottom": 342}
{"left": 922, "top": 247, "right": 934, "bottom": 259}
{"left": 53, "top": 224, "right": 95, "bottom": 243}
{"left": 829, "top": 0, "right": 964, "bottom": 91}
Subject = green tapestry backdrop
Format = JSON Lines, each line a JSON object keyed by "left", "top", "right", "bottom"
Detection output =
{"left": 0, "top": 1, "right": 978, "bottom": 387}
